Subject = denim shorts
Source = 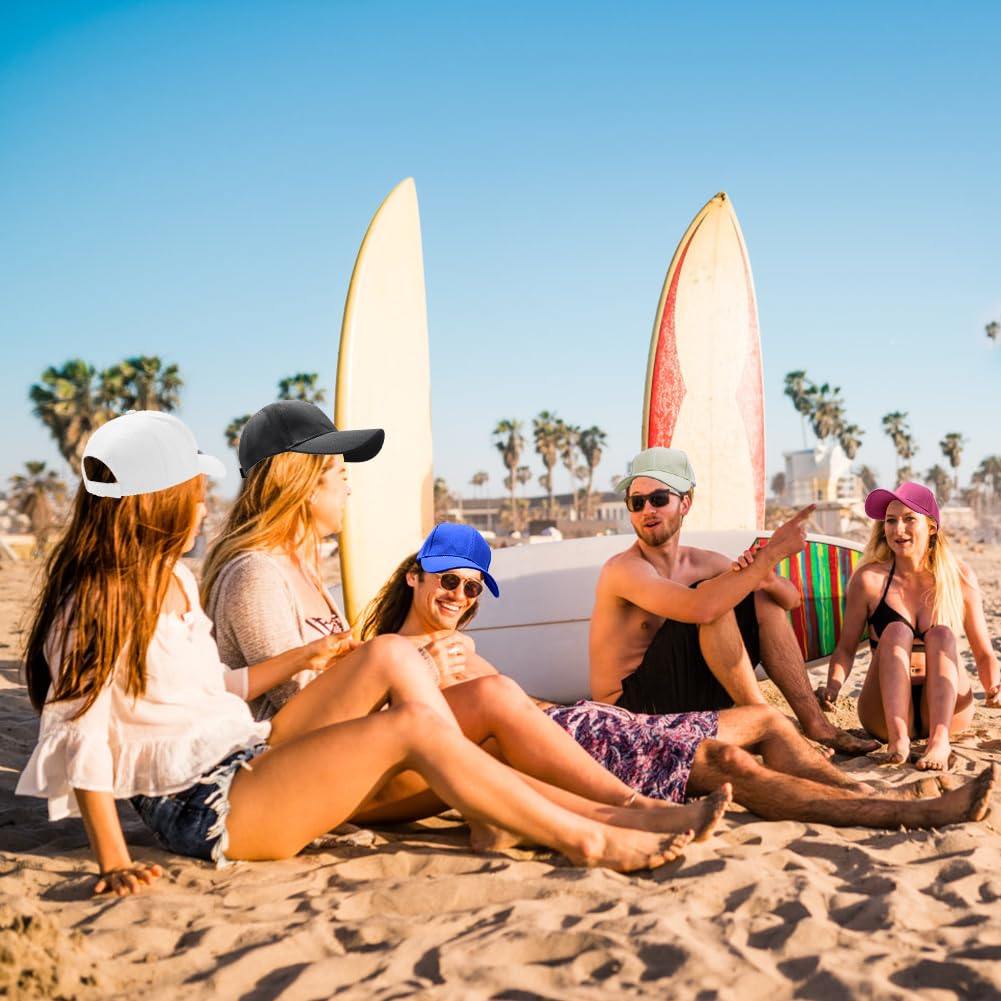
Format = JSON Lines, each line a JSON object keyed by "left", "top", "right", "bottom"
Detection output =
{"left": 130, "top": 744, "right": 267, "bottom": 865}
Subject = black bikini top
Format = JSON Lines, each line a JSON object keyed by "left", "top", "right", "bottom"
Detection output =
{"left": 868, "top": 560, "right": 926, "bottom": 649}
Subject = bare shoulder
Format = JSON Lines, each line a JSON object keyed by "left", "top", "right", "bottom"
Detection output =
{"left": 958, "top": 560, "right": 982, "bottom": 593}
{"left": 850, "top": 561, "right": 889, "bottom": 595}
{"left": 678, "top": 545, "right": 731, "bottom": 577}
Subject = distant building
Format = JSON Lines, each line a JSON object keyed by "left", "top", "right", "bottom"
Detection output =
{"left": 781, "top": 441, "right": 862, "bottom": 506}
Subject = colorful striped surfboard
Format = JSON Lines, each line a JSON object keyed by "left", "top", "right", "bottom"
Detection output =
{"left": 756, "top": 534, "right": 866, "bottom": 665}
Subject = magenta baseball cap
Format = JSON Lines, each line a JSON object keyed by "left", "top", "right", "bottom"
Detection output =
{"left": 864, "top": 482, "right": 940, "bottom": 527}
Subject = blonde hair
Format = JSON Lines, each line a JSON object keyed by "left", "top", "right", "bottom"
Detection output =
{"left": 860, "top": 517, "right": 966, "bottom": 631}
{"left": 201, "top": 451, "right": 328, "bottom": 606}
{"left": 25, "top": 465, "right": 203, "bottom": 714}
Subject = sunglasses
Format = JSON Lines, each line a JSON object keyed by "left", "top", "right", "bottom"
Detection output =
{"left": 625, "top": 488, "right": 680, "bottom": 513}
{"left": 433, "top": 572, "right": 484, "bottom": 599}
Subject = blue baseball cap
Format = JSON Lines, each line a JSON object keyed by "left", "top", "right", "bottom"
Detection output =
{"left": 416, "top": 523, "right": 499, "bottom": 597}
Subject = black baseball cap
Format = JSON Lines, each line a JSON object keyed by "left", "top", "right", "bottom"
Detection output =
{"left": 239, "top": 400, "right": 385, "bottom": 477}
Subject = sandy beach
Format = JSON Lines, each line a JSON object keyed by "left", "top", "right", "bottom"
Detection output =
{"left": 2, "top": 547, "right": 1000, "bottom": 1001}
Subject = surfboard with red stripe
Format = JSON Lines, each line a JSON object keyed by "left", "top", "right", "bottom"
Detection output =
{"left": 643, "top": 193, "right": 765, "bottom": 531}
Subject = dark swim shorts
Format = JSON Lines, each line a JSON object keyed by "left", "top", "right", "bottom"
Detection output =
{"left": 617, "top": 589, "right": 760, "bottom": 715}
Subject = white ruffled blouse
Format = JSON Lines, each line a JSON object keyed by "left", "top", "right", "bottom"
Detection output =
{"left": 16, "top": 563, "right": 271, "bottom": 821}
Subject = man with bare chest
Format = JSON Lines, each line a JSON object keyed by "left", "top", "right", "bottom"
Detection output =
{"left": 589, "top": 447, "right": 878, "bottom": 756}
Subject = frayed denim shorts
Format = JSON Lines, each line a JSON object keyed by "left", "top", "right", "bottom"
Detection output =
{"left": 130, "top": 744, "right": 268, "bottom": 865}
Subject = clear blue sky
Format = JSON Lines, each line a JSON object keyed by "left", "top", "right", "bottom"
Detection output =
{"left": 2, "top": 0, "right": 999, "bottom": 502}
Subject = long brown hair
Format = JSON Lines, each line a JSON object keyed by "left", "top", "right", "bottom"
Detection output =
{"left": 24, "top": 461, "right": 203, "bottom": 714}
{"left": 201, "top": 451, "right": 327, "bottom": 607}
{"left": 359, "top": 551, "right": 480, "bottom": 639}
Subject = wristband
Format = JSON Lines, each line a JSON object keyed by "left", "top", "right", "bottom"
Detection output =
{"left": 417, "top": 645, "right": 441, "bottom": 685}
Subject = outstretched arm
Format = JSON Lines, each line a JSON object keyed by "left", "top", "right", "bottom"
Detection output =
{"left": 76, "top": 789, "right": 162, "bottom": 896}
{"left": 961, "top": 564, "right": 1001, "bottom": 707}
{"left": 818, "top": 570, "right": 871, "bottom": 708}
{"left": 610, "top": 506, "right": 814, "bottom": 624}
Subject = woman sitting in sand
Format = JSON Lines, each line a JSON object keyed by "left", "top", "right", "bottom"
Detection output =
{"left": 16, "top": 411, "right": 695, "bottom": 896}
{"left": 818, "top": 482, "right": 1000, "bottom": 771}
{"left": 202, "top": 401, "right": 730, "bottom": 839}
{"left": 362, "top": 521, "right": 996, "bottom": 831}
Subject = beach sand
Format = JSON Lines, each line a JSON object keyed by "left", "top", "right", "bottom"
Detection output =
{"left": 2, "top": 548, "right": 1000, "bottom": 1000}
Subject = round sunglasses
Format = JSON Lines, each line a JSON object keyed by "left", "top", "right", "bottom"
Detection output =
{"left": 432, "top": 572, "right": 484, "bottom": 599}
{"left": 625, "top": 488, "right": 681, "bottom": 513}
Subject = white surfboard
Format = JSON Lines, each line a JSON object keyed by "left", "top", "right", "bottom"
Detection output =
{"left": 336, "top": 179, "right": 434, "bottom": 626}
{"left": 643, "top": 193, "right": 765, "bottom": 531}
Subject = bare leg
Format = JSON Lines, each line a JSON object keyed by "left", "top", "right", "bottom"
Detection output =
{"left": 698, "top": 611, "right": 767, "bottom": 705}
{"left": 755, "top": 591, "right": 879, "bottom": 755}
{"left": 444, "top": 676, "right": 727, "bottom": 835}
{"left": 685, "top": 741, "right": 997, "bottom": 829}
{"left": 915, "top": 626, "right": 969, "bottom": 771}
{"left": 268, "top": 634, "right": 463, "bottom": 745}
{"left": 225, "top": 703, "right": 693, "bottom": 871}
{"left": 860, "top": 622, "right": 915, "bottom": 765}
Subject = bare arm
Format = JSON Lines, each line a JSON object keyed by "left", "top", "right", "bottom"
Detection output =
{"left": 819, "top": 569, "right": 872, "bottom": 706}
{"left": 75, "top": 789, "right": 162, "bottom": 896}
{"left": 610, "top": 507, "right": 813, "bottom": 624}
{"left": 243, "top": 631, "right": 361, "bottom": 700}
{"left": 960, "top": 564, "right": 1001, "bottom": 705}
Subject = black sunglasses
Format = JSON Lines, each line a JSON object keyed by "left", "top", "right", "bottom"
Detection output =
{"left": 433, "top": 572, "right": 484, "bottom": 599}
{"left": 625, "top": 488, "right": 680, "bottom": 513}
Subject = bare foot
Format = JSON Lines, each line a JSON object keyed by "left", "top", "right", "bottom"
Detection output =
{"left": 468, "top": 820, "right": 527, "bottom": 852}
{"left": 634, "top": 785, "right": 732, "bottom": 842}
{"left": 869, "top": 739, "right": 910, "bottom": 766}
{"left": 813, "top": 728, "right": 881, "bottom": 756}
{"left": 571, "top": 826, "right": 694, "bottom": 873}
{"left": 914, "top": 736, "right": 954, "bottom": 772}
{"left": 908, "top": 764, "right": 998, "bottom": 827}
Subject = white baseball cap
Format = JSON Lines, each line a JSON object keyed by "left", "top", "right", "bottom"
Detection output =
{"left": 82, "top": 411, "right": 226, "bottom": 498}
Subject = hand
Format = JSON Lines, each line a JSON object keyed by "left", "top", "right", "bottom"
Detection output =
{"left": 422, "top": 634, "right": 473, "bottom": 687}
{"left": 766, "top": 506, "right": 815, "bottom": 561}
{"left": 985, "top": 683, "right": 1001, "bottom": 709}
{"left": 730, "top": 546, "right": 758, "bottom": 572}
{"left": 94, "top": 862, "right": 163, "bottom": 897}
{"left": 815, "top": 681, "right": 840, "bottom": 712}
{"left": 310, "top": 630, "right": 361, "bottom": 671}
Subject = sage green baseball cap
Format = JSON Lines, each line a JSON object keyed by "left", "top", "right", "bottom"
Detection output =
{"left": 615, "top": 447, "right": 696, "bottom": 494}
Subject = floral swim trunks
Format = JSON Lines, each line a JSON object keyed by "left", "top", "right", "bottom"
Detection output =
{"left": 544, "top": 700, "right": 718, "bottom": 803}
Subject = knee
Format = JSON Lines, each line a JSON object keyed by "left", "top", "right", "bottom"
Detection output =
{"left": 924, "top": 624, "right": 957, "bottom": 652}
{"left": 464, "top": 673, "right": 528, "bottom": 707}
{"left": 388, "top": 700, "right": 447, "bottom": 734}
{"left": 366, "top": 633, "right": 422, "bottom": 667}
{"left": 757, "top": 704, "right": 795, "bottom": 738}
{"left": 878, "top": 621, "right": 914, "bottom": 651}
{"left": 703, "top": 740, "right": 756, "bottom": 777}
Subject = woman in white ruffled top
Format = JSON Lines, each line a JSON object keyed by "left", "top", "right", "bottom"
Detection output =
{"left": 17, "top": 411, "right": 692, "bottom": 896}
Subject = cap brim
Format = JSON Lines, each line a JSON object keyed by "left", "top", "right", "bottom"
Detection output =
{"left": 419, "top": 555, "right": 499, "bottom": 597}
{"left": 615, "top": 471, "right": 693, "bottom": 494}
{"left": 290, "top": 428, "right": 385, "bottom": 463}
{"left": 198, "top": 452, "right": 226, "bottom": 480}
{"left": 863, "top": 489, "right": 895, "bottom": 521}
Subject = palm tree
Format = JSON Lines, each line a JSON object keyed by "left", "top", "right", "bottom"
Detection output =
{"left": 783, "top": 371, "right": 814, "bottom": 446}
{"left": 578, "top": 426, "right": 607, "bottom": 518}
{"left": 838, "top": 424, "right": 865, "bottom": 460}
{"left": 469, "top": 470, "right": 489, "bottom": 496}
{"left": 881, "top": 411, "right": 917, "bottom": 482}
{"left": 29, "top": 359, "right": 115, "bottom": 474}
{"left": 856, "top": 464, "right": 879, "bottom": 494}
{"left": 924, "top": 464, "right": 952, "bottom": 505}
{"left": 7, "top": 461, "right": 68, "bottom": 554}
{"left": 939, "top": 433, "right": 965, "bottom": 494}
{"left": 975, "top": 455, "right": 1001, "bottom": 502}
{"left": 103, "top": 355, "right": 183, "bottom": 412}
{"left": 493, "top": 419, "right": 524, "bottom": 531}
{"left": 433, "top": 477, "right": 454, "bottom": 520}
{"left": 807, "top": 383, "right": 845, "bottom": 442}
{"left": 558, "top": 422, "right": 581, "bottom": 517}
{"left": 770, "top": 471, "right": 787, "bottom": 501}
{"left": 226, "top": 415, "right": 251, "bottom": 452}
{"left": 532, "top": 411, "right": 562, "bottom": 518}
{"left": 986, "top": 321, "right": 999, "bottom": 343}
{"left": 277, "top": 373, "right": 326, "bottom": 403}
